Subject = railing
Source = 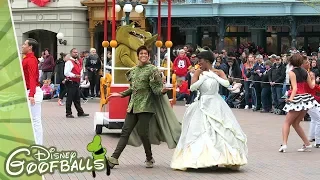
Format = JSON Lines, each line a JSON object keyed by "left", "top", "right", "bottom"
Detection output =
{"left": 153, "top": 0, "right": 213, "bottom": 3}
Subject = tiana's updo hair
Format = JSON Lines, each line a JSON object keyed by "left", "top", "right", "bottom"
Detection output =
{"left": 196, "top": 51, "right": 214, "bottom": 64}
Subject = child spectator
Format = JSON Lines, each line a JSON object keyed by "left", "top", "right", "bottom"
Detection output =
{"left": 176, "top": 79, "right": 190, "bottom": 106}
{"left": 42, "top": 79, "right": 54, "bottom": 100}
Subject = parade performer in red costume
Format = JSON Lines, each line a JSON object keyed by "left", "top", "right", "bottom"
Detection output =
{"left": 22, "top": 38, "right": 44, "bottom": 145}
{"left": 307, "top": 82, "right": 320, "bottom": 148}
{"left": 279, "top": 54, "right": 319, "bottom": 153}
{"left": 300, "top": 57, "right": 320, "bottom": 148}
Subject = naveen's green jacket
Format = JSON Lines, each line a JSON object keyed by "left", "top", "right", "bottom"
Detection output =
{"left": 120, "top": 63, "right": 163, "bottom": 114}
{"left": 119, "top": 63, "right": 181, "bottom": 149}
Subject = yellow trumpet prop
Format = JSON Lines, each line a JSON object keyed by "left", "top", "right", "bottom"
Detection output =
{"left": 100, "top": 73, "right": 112, "bottom": 111}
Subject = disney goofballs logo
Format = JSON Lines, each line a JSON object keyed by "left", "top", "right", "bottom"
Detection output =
{"left": 5, "top": 145, "right": 105, "bottom": 176}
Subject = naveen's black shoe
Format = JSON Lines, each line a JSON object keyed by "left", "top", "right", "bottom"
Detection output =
{"left": 78, "top": 113, "right": 89, "bottom": 117}
{"left": 66, "top": 114, "right": 74, "bottom": 118}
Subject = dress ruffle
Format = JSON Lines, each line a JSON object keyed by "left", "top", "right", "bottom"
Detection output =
{"left": 283, "top": 93, "right": 320, "bottom": 112}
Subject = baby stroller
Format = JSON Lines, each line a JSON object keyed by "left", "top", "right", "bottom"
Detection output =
{"left": 226, "top": 85, "right": 245, "bottom": 109}
{"left": 273, "top": 95, "right": 287, "bottom": 115}
{"left": 233, "top": 91, "right": 246, "bottom": 109}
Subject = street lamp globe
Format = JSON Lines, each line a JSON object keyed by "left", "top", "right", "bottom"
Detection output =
{"left": 135, "top": 4, "right": 144, "bottom": 14}
{"left": 123, "top": 3, "right": 133, "bottom": 13}
{"left": 115, "top": 4, "right": 121, "bottom": 13}
{"left": 56, "top": 32, "right": 64, "bottom": 39}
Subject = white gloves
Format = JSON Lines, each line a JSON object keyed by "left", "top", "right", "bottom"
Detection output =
{"left": 205, "top": 71, "right": 230, "bottom": 88}
{"left": 190, "top": 71, "right": 230, "bottom": 91}
{"left": 190, "top": 75, "right": 208, "bottom": 91}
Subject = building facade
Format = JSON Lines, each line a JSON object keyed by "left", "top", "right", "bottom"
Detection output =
{"left": 145, "top": 0, "right": 320, "bottom": 54}
{"left": 81, "top": 0, "right": 148, "bottom": 55}
{"left": 11, "top": 0, "right": 90, "bottom": 58}
{"left": 11, "top": 0, "right": 320, "bottom": 57}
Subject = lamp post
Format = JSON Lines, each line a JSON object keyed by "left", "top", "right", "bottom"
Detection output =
{"left": 102, "top": 0, "right": 109, "bottom": 77}
{"left": 56, "top": 32, "right": 67, "bottom": 45}
{"left": 115, "top": 0, "right": 144, "bottom": 25}
{"left": 165, "top": 0, "right": 172, "bottom": 87}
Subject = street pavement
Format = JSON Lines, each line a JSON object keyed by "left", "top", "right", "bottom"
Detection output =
{"left": 42, "top": 98, "right": 320, "bottom": 180}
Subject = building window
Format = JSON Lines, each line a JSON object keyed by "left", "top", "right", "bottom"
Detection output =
{"left": 267, "top": 26, "right": 289, "bottom": 33}
{"left": 224, "top": 37, "right": 237, "bottom": 52}
{"left": 226, "top": 26, "right": 249, "bottom": 33}
{"left": 280, "top": 37, "right": 290, "bottom": 54}
{"left": 298, "top": 25, "right": 320, "bottom": 33}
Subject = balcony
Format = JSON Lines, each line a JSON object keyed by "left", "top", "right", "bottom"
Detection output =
{"left": 145, "top": 0, "right": 320, "bottom": 17}
{"left": 154, "top": 0, "right": 212, "bottom": 3}
{"left": 149, "top": 0, "right": 300, "bottom": 4}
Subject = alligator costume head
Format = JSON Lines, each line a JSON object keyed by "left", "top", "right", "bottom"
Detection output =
{"left": 116, "top": 23, "right": 158, "bottom": 50}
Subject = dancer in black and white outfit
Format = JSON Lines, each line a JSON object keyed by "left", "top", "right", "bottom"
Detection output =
{"left": 279, "top": 54, "right": 319, "bottom": 153}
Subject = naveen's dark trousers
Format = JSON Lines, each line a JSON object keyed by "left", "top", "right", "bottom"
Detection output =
{"left": 112, "top": 111, "right": 153, "bottom": 161}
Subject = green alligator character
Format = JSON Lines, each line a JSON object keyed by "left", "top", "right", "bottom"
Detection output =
{"left": 114, "top": 23, "right": 157, "bottom": 84}
{"left": 87, "top": 135, "right": 110, "bottom": 177}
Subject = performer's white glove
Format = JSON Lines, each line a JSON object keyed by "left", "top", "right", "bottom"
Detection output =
{"left": 206, "top": 71, "right": 230, "bottom": 88}
{"left": 190, "top": 74, "right": 208, "bottom": 91}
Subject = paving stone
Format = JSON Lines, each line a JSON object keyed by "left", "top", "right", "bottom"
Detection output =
{"left": 42, "top": 98, "right": 320, "bottom": 180}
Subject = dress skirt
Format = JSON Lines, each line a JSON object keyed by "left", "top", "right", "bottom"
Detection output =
{"left": 170, "top": 94, "right": 248, "bottom": 171}
{"left": 283, "top": 93, "right": 319, "bottom": 112}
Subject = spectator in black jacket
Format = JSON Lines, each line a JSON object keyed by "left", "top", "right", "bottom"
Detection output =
{"left": 55, "top": 52, "right": 67, "bottom": 106}
{"left": 221, "top": 56, "right": 241, "bottom": 99}
{"left": 261, "top": 60, "right": 273, "bottom": 113}
{"left": 311, "top": 59, "right": 319, "bottom": 78}
{"left": 250, "top": 54, "right": 265, "bottom": 111}
{"left": 214, "top": 56, "right": 228, "bottom": 74}
{"left": 269, "top": 57, "right": 286, "bottom": 108}
{"left": 85, "top": 48, "right": 102, "bottom": 98}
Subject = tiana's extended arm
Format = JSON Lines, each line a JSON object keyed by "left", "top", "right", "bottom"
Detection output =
{"left": 212, "top": 73, "right": 230, "bottom": 88}
{"left": 207, "top": 70, "right": 230, "bottom": 88}
{"left": 190, "top": 75, "right": 207, "bottom": 91}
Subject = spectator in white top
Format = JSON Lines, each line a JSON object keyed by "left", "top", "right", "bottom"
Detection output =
{"left": 80, "top": 75, "right": 90, "bottom": 98}
{"left": 226, "top": 79, "right": 242, "bottom": 107}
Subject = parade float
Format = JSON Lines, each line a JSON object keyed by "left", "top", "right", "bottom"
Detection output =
{"left": 94, "top": 0, "right": 176, "bottom": 134}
